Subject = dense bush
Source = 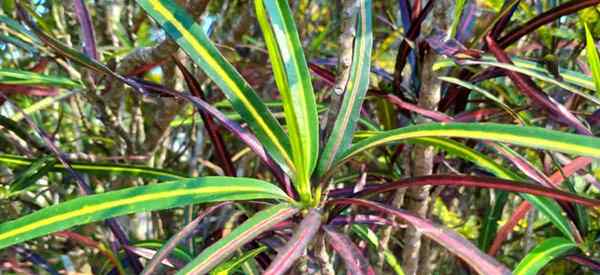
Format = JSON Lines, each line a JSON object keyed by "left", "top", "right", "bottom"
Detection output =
{"left": 1, "top": 0, "right": 600, "bottom": 274}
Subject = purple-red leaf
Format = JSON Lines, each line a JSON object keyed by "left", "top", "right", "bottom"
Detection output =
{"left": 13, "top": 246, "right": 59, "bottom": 275}
{"left": 329, "top": 175, "right": 600, "bottom": 208}
{"left": 566, "top": 255, "right": 600, "bottom": 271}
{"left": 328, "top": 199, "right": 512, "bottom": 275}
{"left": 385, "top": 94, "right": 453, "bottom": 122}
{"left": 488, "top": 201, "right": 531, "bottom": 256}
{"left": 1, "top": 96, "right": 143, "bottom": 272}
{"left": 398, "top": 0, "right": 412, "bottom": 33}
{"left": 548, "top": 157, "right": 593, "bottom": 185}
{"left": 489, "top": 155, "right": 595, "bottom": 255}
{"left": 486, "top": 34, "right": 591, "bottom": 135}
{"left": 393, "top": 0, "right": 435, "bottom": 90}
{"left": 487, "top": 143, "right": 555, "bottom": 188}
{"left": 489, "top": 0, "right": 520, "bottom": 41}
{"left": 141, "top": 202, "right": 231, "bottom": 275}
{"left": 16, "top": 4, "right": 142, "bottom": 93}
{"left": 426, "top": 31, "right": 482, "bottom": 59}
{"left": 72, "top": 0, "right": 97, "bottom": 60}
{"left": 329, "top": 214, "right": 397, "bottom": 227}
{"left": 454, "top": 108, "right": 501, "bottom": 122}
{"left": 497, "top": 0, "right": 600, "bottom": 48}
{"left": 456, "top": 2, "right": 477, "bottom": 42}
{"left": 125, "top": 245, "right": 184, "bottom": 269}
{"left": 0, "top": 85, "right": 58, "bottom": 96}
{"left": 173, "top": 59, "right": 236, "bottom": 177}
{"left": 308, "top": 63, "right": 335, "bottom": 86}
{"left": 264, "top": 209, "right": 321, "bottom": 275}
{"left": 323, "top": 225, "right": 375, "bottom": 275}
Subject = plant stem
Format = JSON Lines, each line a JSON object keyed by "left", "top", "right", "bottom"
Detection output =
{"left": 400, "top": 49, "right": 439, "bottom": 275}
{"left": 321, "top": 0, "right": 358, "bottom": 146}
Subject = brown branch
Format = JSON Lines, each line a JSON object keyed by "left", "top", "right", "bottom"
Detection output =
{"left": 114, "top": 0, "right": 210, "bottom": 76}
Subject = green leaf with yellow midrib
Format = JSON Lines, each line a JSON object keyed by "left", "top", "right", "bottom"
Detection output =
{"left": 258, "top": 0, "right": 319, "bottom": 202}
{"left": 0, "top": 177, "right": 290, "bottom": 249}
{"left": 338, "top": 122, "right": 600, "bottom": 165}
{"left": 584, "top": 23, "right": 600, "bottom": 93}
{"left": 513, "top": 237, "right": 577, "bottom": 275}
{"left": 137, "top": 0, "right": 295, "bottom": 176}
{"left": 178, "top": 203, "right": 297, "bottom": 274}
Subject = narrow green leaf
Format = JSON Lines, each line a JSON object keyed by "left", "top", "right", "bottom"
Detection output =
{"left": 0, "top": 68, "right": 81, "bottom": 88}
{"left": 0, "top": 14, "right": 39, "bottom": 44}
{"left": 338, "top": 123, "right": 600, "bottom": 166}
{"left": 449, "top": 0, "right": 467, "bottom": 38}
{"left": 584, "top": 23, "right": 600, "bottom": 93}
{"left": 521, "top": 195, "right": 574, "bottom": 242}
{"left": 0, "top": 34, "right": 37, "bottom": 52}
{"left": 479, "top": 143, "right": 575, "bottom": 241}
{"left": 318, "top": 0, "right": 373, "bottom": 176}
{"left": 0, "top": 177, "right": 290, "bottom": 249}
{"left": 0, "top": 154, "right": 184, "bottom": 181}
{"left": 134, "top": 240, "right": 194, "bottom": 263}
{"left": 9, "top": 91, "right": 74, "bottom": 122}
{"left": 177, "top": 203, "right": 297, "bottom": 275}
{"left": 136, "top": 0, "right": 295, "bottom": 177}
{"left": 210, "top": 246, "right": 267, "bottom": 275}
{"left": 1, "top": 0, "right": 14, "bottom": 14}
{"left": 434, "top": 55, "right": 598, "bottom": 93}
{"left": 478, "top": 191, "right": 508, "bottom": 251}
{"left": 257, "top": 0, "right": 319, "bottom": 201}
{"left": 9, "top": 155, "right": 56, "bottom": 194}
{"left": 438, "top": 76, "right": 526, "bottom": 123}
{"left": 564, "top": 177, "right": 589, "bottom": 236}
{"left": 351, "top": 224, "right": 405, "bottom": 275}
{"left": 416, "top": 137, "right": 575, "bottom": 242}
{"left": 460, "top": 60, "right": 600, "bottom": 105}
{"left": 513, "top": 237, "right": 577, "bottom": 275}
{"left": 409, "top": 137, "right": 519, "bottom": 180}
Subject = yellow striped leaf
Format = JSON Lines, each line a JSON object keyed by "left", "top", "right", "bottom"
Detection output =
{"left": 337, "top": 122, "right": 600, "bottom": 165}
{"left": 513, "top": 237, "right": 577, "bottom": 275}
{"left": 178, "top": 203, "right": 297, "bottom": 274}
{"left": 257, "top": 0, "right": 319, "bottom": 202}
{"left": 0, "top": 177, "right": 290, "bottom": 249}
{"left": 136, "top": 0, "right": 295, "bottom": 176}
